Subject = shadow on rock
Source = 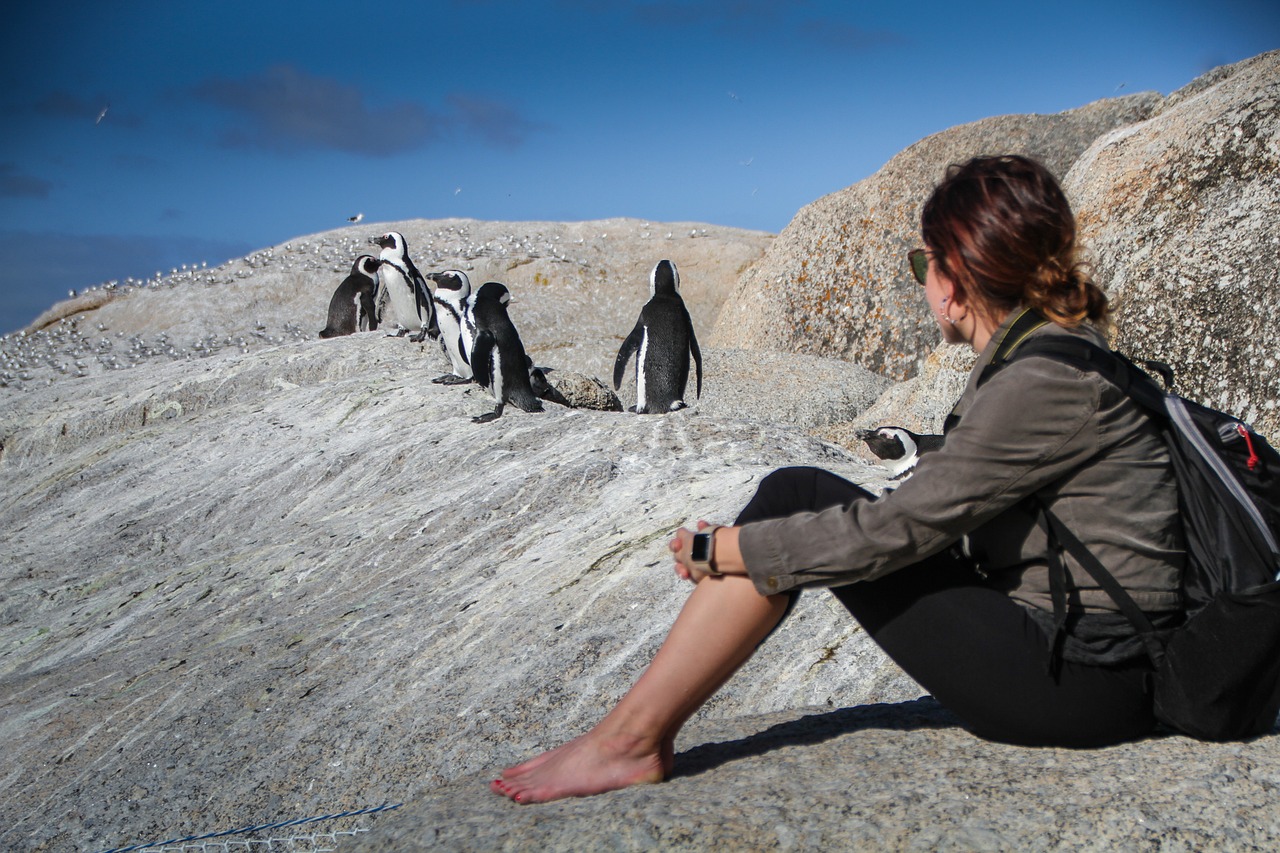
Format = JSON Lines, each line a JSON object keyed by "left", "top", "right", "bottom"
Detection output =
{"left": 672, "top": 697, "right": 961, "bottom": 779}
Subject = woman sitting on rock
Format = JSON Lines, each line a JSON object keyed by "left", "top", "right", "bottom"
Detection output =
{"left": 491, "top": 155, "right": 1185, "bottom": 804}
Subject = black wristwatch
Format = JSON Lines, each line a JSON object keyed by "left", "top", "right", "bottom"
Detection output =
{"left": 689, "top": 526, "right": 722, "bottom": 575}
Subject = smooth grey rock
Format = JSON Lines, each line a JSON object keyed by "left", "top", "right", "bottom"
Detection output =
{"left": 355, "top": 699, "right": 1280, "bottom": 852}
{"left": 0, "top": 334, "right": 905, "bottom": 853}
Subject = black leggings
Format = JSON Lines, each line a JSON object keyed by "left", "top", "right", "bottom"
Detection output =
{"left": 736, "top": 466, "right": 1156, "bottom": 748}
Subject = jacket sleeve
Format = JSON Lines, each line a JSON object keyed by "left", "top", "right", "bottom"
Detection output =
{"left": 738, "top": 356, "right": 1106, "bottom": 596}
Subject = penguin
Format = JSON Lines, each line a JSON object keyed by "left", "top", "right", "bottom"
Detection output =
{"left": 468, "top": 281, "right": 543, "bottom": 423}
{"left": 426, "top": 269, "right": 475, "bottom": 385}
{"left": 319, "top": 255, "right": 380, "bottom": 338}
{"left": 855, "top": 427, "right": 944, "bottom": 479}
{"left": 370, "top": 231, "right": 438, "bottom": 342}
{"left": 613, "top": 259, "right": 702, "bottom": 413}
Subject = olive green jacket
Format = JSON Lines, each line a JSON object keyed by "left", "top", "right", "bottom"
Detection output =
{"left": 739, "top": 312, "right": 1184, "bottom": 615}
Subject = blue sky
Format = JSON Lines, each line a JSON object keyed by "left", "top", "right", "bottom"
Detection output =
{"left": 1, "top": 1, "right": 1276, "bottom": 334}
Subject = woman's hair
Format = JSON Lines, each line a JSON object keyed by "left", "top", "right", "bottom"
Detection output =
{"left": 920, "top": 155, "right": 1107, "bottom": 327}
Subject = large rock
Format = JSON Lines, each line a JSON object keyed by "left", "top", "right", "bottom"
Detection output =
{"left": 709, "top": 94, "right": 1161, "bottom": 380}
{"left": 0, "top": 335, "right": 907, "bottom": 853}
{"left": 357, "top": 699, "right": 1280, "bottom": 851}
{"left": 1065, "top": 50, "right": 1280, "bottom": 437}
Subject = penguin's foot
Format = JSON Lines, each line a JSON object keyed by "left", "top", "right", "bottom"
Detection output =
{"left": 433, "top": 374, "right": 472, "bottom": 385}
{"left": 472, "top": 407, "right": 503, "bottom": 424}
{"left": 408, "top": 330, "right": 427, "bottom": 343}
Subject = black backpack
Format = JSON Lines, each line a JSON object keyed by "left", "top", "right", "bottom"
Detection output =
{"left": 986, "top": 310, "right": 1280, "bottom": 741}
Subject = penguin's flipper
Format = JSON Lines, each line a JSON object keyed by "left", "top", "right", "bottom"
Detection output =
{"left": 414, "top": 278, "right": 440, "bottom": 339}
{"left": 359, "top": 290, "right": 378, "bottom": 332}
{"left": 613, "top": 322, "right": 644, "bottom": 390}
{"left": 471, "top": 330, "right": 496, "bottom": 391}
{"left": 688, "top": 317, "right": 702, "bottom": 399}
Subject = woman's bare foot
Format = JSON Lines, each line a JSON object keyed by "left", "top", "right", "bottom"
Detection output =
{"left": 490, "top": 729, "right": 667, "bottom": 804}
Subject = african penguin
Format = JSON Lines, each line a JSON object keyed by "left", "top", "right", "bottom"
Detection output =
{"left": 319, "top": 255, "right": 380, "bottom": 338}
{"left": 855, "top": 427, "right": 944, "bottom": 479}
{"left": 426, "top": 269, "right": 475, "bottom": 385}
{"left": 613, "top": 259, "right": 702, "bottom": 413}
{"left": 370, "top": 231, "right": 438, "bottom": 342}
{"left": 468, "top": 281, "right": 543, "bottom": 423}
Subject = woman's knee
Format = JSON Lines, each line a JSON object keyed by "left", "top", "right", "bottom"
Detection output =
{"left": 738, "top": 467, "right": 865, "bottom": 525}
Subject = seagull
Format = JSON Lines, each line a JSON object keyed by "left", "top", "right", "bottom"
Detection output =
{"left": 347, "top": 213, "right": 363, "bottom": 223}
{"left": 95, "top": 103, "right": 110, "bottom": 125}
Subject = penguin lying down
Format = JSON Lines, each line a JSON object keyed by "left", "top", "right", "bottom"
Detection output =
{"left": 855, "top": 427, "right": 944, "bottom": 479}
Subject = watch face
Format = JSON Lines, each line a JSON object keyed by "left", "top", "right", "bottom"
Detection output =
{"left": 691, "top": 532, "right": 711, "bottom": 563}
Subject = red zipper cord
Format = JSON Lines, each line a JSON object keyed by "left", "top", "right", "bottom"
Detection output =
{"left": 1237, "top": 423, "right": 1261, "bottom": 471}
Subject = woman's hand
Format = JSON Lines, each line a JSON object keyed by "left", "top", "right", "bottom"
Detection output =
{"left": 670, "top": 520, "right": 717, "bottom": 584}
{"left": 672, "top": 520, "right": 749, "bottom": 583}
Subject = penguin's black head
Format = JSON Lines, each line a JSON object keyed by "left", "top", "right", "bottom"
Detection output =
{"left": 855, "top": 427, "right": 912, "bottom": 461}
{"left": 371, "top": 232, "right": 403, "bottom": 253}
{"left": 428, "top": 270, "right": 471, "bottom": 297}
{"left": 650, "top": 259, "right": 680, "bottom": 297}
{"left": 354, "top": 255, "right": 379, "bottom": 278}
{"left": 475, "top": 281, "right": 511, "bottom": 306}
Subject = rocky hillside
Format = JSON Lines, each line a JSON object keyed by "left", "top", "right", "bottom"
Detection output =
{"left": 712, "top": 50, "right": 1280, "bottom": 440}
{"left": 3, "top": 53, "right": 1279, "bottom": 853}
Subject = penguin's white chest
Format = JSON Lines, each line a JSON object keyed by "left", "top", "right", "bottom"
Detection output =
{"left": 636, "top": 327, "right": 650, "bottom": 409}
{"left": 381, "top": 264, "right": 420, "bottom": 326}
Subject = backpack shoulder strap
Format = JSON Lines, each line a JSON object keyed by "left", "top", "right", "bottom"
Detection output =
{"left": 984, "top": 314, "right": 1175, "bottom": 665}
{"left": 980, "top": 316, "right": 1170, "bottom": 418}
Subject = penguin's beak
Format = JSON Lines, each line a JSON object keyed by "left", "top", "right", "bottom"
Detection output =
{"left": 855, "top": 429, "right": 876, "bottom": 440}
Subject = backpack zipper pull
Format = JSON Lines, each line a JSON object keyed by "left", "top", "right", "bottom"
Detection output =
{"left": 1236, "top": 423, "right": 1261, "bottom": 471}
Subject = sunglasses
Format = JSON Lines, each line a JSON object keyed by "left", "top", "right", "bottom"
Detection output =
{"left": 908, "top": 249, "right": 929, "bottom": 286}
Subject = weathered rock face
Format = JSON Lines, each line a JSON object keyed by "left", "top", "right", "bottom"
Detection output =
{"left": 0, "top": 270, "right": 906, "bottom": 852}
{"left": 709, "top": 94, "right": 1161, "bottom": 380}
{"left": 1065, "top": 50, "right": 1280, "bottom": 437}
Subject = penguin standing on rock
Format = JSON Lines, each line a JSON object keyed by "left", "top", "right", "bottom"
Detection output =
{"left": 319, "top": 255, "right": 380, "bottom": 338}
{"left": 427, "top": 269, "right": 475, "bottom": 384}
{"left": 468, "top": 281, "right": 543, "bottom": 423}
{"left": 371, "top": 231, "right": 438, "bottom": 342}
{"left": 613, "top": 259, "right": 702, "bottom": 413}
{"left": 855, "top": 426, "right": 944, "bottom": 479}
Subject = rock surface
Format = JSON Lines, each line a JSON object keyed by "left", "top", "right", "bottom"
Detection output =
{"left": 709, "top": 94, "right": 1162, "bottom": 380}
{"left": 1065, "top": 50, "right": 1280, "bottom": 437}
{"left": 0, "top": 333, "right": 911, "bottom": 853}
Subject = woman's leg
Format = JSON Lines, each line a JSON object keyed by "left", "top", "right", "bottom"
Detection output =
{"left": 492, "top": 574, "right": 789, "bottom": 803}
{"left": 492, "top": 467, "right": 859, "bottom": 804}
{"left": 831, "top": 554, "right": 1156, "bottom": 747}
